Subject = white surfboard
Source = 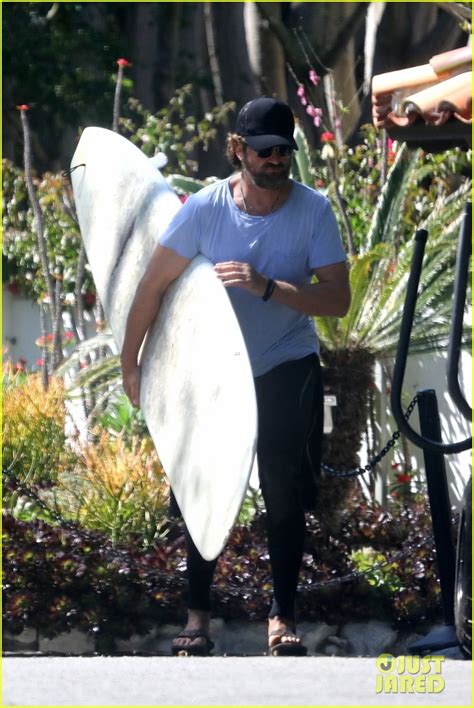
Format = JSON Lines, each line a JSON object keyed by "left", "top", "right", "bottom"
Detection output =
{"left": 70, "top": 127, "right": 258, "bottom": 560}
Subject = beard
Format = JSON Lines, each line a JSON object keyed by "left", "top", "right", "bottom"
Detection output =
{"left": 241, "top": 153, "right": 291, "bottom": 189}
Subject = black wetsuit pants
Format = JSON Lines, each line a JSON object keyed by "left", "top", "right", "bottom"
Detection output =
{"left": 184, "top": 353, "right": 323, "bottom": 621}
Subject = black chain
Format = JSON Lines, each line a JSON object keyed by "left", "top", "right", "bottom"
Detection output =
{"left": 216, "top": 532, "right": 433, "bottom": 597}
{"left": 4, "top": 394, "right": 429, "bottom": 595}
{"left": 301, "top": 533, "right": 432, "bottom": 589}
{"left": 3, "top": 466, "right": 107, "bottom": 547}
{"left": 322, "top": 394, "right": 419, "bottom": 479}
{"left": 3, "top": 454, "right": 433, "bottom": 595}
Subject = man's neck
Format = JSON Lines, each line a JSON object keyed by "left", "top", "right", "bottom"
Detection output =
{"left": 239, "top": 172, "right": 291, "bottom": 215}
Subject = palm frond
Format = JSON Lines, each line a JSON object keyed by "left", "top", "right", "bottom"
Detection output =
{"left": 292, "top": 123, "right": 316, "bottom": 187}
{"left": 362, "top": 144, "right": 419, "bottom": 253}
{"left": 166, "top": 174, "right": 218, "bottom": 195}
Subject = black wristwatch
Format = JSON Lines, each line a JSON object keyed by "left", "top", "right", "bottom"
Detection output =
{"left": 262, "top": 278, "right": 276, "bottom": 302}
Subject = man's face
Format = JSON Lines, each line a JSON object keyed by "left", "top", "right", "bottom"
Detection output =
{"left": 240, "top": 144, "right": 292, "bottom": 189}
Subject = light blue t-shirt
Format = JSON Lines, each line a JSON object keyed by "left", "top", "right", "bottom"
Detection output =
{"left": 159, "top": 177, "right": 346, "bottom": 377}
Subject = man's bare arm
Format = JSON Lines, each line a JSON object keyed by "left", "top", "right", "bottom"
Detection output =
{"left": 121, "top": 244, "right": 191, "bottom": 405}
{"left": 214, "top": 260, "right": 351, "bottom": 317}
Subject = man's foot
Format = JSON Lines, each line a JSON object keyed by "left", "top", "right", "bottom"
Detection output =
{"left": 171, "top": 610, "right": 213, "bottom": 656}
{"left": 268, "top": 616, "right": 307, "bottom": 656}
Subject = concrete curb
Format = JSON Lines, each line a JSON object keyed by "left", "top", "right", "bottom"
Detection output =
{"left": 3, "top": 619, "right": 444, "bottom": 657}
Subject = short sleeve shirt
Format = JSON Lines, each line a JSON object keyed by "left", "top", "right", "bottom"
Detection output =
{"left": 159, "top": 178, "right": 346, "bottom": 376}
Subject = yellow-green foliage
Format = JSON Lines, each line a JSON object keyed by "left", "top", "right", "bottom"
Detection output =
{"left": 2, "top": 368, "right": 75, "bottom": 484}
{"left": 56, "top": 432, "right": 170, "bottom": 547}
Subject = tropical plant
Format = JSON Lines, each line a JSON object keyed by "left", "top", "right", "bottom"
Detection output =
{"left": 2, "top": 366, "right": 76, "bottom": 490}
{"left": 46, "top": 430, "right": 170, "bottom": 548}
{"left": 291, "top": 121, "right": 471, "bottom": 523}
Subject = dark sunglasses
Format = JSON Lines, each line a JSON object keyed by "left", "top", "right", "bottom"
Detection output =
{"left": 254, "top": 145, "right": 294, "bottom": 159}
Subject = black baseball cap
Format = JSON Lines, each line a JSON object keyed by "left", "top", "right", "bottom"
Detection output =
{"left": 236, "top": 97, "right": 298, "bottom": 151}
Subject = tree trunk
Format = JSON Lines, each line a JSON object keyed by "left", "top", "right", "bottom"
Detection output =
{"left": 315, "top": 345, "right": 376, "bottom": 532}
{"left": 245, "top": 2, "right": 287, "bottom": 98}
{"left": 126, "top": 3, "right": 160, "bottom": 111}
{"left": 213, "top": 4, "right": 259, "bottom": 106}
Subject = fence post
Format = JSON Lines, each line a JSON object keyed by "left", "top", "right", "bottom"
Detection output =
{"left": 417, "top": 388, "right": 456, "bottom": 625}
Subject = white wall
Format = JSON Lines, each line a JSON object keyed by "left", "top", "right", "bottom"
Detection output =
{"left": 2, "top": 288, "right": 44, "bottom": 369}
{"left": 374, "top": 350, "right": 472, "bottom": 511}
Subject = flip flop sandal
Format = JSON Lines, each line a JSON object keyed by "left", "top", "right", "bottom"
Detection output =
{"left": 171, "top": 628, "right": 214, "bottom": 657}
{"left": 268, "top": 630, "right": 307, "bottom": 657}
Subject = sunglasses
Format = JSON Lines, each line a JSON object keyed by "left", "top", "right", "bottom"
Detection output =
{"left": 253, "top": 145, "right": 294, "bottom": 159}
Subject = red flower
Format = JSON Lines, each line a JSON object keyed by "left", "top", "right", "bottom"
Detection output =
{"left": 16, "top": 104, "right": 30, "bottom": 111}
{"left": 83, "top": 291, "right": 96, "bottom": 307}
{"left": 6, "top": 282, "right": 20, "bottom": 295}
{"left": 117, "top": 58, "right": 132, "bottom": 68}
{"left": 321, "top": 131, "right": 335, "bottom": 143}
{"left": 396, "top": 473, "right": 412, "bottom": 484}
{"left": 15, "top": 358, "right": 27, "bottom": 372}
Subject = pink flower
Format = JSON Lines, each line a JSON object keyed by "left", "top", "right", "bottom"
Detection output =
{"left": 64, "top": 331, "right": 75, "bottom": 341}
{"left": 16, "top": 104, "right": 30, "bottom": 112}
{"left": 334, "top": 118, "right": 342, "bottom": 129}
{"left": 178, "top": 194, "right": 189, "bottom": 204}
{"left": 306, "top": 105, "right": 323, "bottom": 118}
{"left": 117, "top": 58, "right": 132, "bottom": 68}
{"left": 309, "top": 70, "right": 320, "bottom": 86}
{"left": 321, "top": 131, "right": 335, "bottom": 143}
{"left": 36, "top": 358, "right": 44, "bottom": 367}
{"left": 313, "top": 116, "right": 321, "bottom": 127}
{"left": 296, "top": 84, "right": 308, "bottom": 106}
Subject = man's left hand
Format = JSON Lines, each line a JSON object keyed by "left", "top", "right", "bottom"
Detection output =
{"left": 214, "top": 261, "right": 267, "bottom": 297}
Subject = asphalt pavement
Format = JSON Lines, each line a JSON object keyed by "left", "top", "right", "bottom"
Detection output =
{"left": 3, "top": 656, "right": 472, "bottom": 706}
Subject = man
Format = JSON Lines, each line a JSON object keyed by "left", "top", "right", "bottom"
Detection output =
{"left": 121, "top": 97, "right": 350, "bottom": 656}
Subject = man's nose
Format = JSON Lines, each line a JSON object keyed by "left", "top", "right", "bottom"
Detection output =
{"left": 267, "top": 148, "right": 282, "bottom": 162}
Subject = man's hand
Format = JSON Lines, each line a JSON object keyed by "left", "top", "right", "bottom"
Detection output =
{"left": 214, "top": 261, "right": 267, "bottom": 297}
{"left": 122, "top": 365, "right": 142, "bottom": 408}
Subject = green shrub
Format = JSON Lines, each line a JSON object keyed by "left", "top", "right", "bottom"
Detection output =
{"left": 52, "top": 430, "right": 170, "bottom": 547}
{"left": 2, "top": 367, "right": 76, "bottom": 489}
{"left": 3, "top": 488, "right": 442, "bottom": 643}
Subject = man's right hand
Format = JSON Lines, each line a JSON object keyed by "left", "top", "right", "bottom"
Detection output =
{"left": 122, "top": 365, "right": 142, "bottom": 408}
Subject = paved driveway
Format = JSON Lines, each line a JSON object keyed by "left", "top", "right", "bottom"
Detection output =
{"left": 3, "top": 656, "right": 471, "bottom": 706}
